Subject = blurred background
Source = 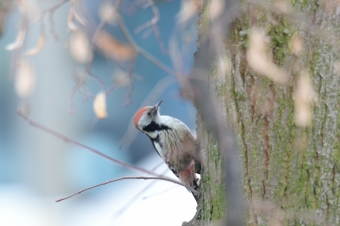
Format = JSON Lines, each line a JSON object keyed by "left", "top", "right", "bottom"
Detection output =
{"left": 0, "top": 0, "right": 198, "bottom": 225}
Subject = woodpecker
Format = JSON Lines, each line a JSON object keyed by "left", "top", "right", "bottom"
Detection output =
{"left": 134, "top": 100, "right": 201, "bottom": 200}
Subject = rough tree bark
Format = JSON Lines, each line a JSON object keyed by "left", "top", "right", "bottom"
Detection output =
{"left": 188, "top": 0, "right": 340, "bottom": 225}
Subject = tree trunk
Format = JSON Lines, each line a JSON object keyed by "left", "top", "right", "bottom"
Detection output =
{"left": 189, "top": 0, "right": 340, "bottom": 225}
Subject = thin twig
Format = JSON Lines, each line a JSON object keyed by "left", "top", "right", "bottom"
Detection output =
{"left": 67, "top": 0, "right": 128, "bottom": 113}
{"left": 89, "top": 72, "right": 105, "bottom": 88}
{"left": 142, "top": 185, "right": 177, "bottom": 200}
{"left": 67, "top": 17, "right": 106, "bottom": 113}
{"left": 134, "top": 0, "right": 168, "bottom": 54}
{"left": 112, "top": 163, "right": 166, "bottom": 216}
{"left": 47, "top": 0, "right": 69, "bottom": 41}
{"left": 124, "top": 58, "right": 136, "bottom": 106}
{"left": 68, "top": 61, "right": 93, "bottom": 114}
{"left": 116, "top": 13, "right": 174, "bottom": 75}
{"left": 105, "top": 84, "right": 118, "bottom": 95}
{"left": 56, "top": 175, "right": 185, "bottom": 202}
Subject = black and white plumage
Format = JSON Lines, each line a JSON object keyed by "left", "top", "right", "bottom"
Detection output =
{"left": 133, "top": 100, "right": 201, "bottom": 199}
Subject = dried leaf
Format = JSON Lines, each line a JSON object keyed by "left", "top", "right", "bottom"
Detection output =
{"left": 99, "top": 2, "right": 117, "bottom": 24}
{"left": 216, "top": 55, "right": 230, "bottom": 82}
{"left": 93, "top": 91, "right": 108, "bottom": 119}
{"left": 294, "top": 71, "right": 314, "bottom": 127}
{"left": 6, "top": 29, "right": 25, "bottom": 51}
{"left": 209, "top": 0, "right": 224, "bottom": 21}
{"left": 274, "top": 0, "right": 292, "bottom": 14}
{"left": 247, "top": 28, "right": 291, "bottom": 85}
{"left": 289, "top": 34, "right": 303, "bottom": 56}
{"left": 94, "top": 31, "right": 136, "bottom": 61}
{"left": 192, "top": 0, "right": 202, "bottom": 11}
{"left": 114, "top": 70, "right": 131, "bottom": 87}
{"left": 69, "top": 30, "right": 92, "bottom": 63}
{"left": 25, "top": 34, "right": 45, "bottom": 56}
{"left": 15, "top": 60, "right": 35, "bottom": 98}
{"left": 334, "top": 62, "right": 340, "bottom": 75}
{"left": 176, "top": 0, "right": 198, "bottom": 24}
{"left": 269, "top": 218, "right": 283, "bottom": 226}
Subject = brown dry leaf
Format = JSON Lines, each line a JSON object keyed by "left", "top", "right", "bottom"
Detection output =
{"left": 15, "top": 60, "right": 35, "bottom": 98}
{"left": 25, "top": 34, "right": 45, "bottom": 56}
{"left": 93, "top": 91, "right": 108, "bottom": 119}
{"left": 99, "top": 2, "right": 117, "bottom": 24}
{"left": 69, "top": 30, "right": 92, "bottom": 63}
{"left": 289, "top": 34, "right": 303, "bottom": 56}
{"left": 334, "top": 62, "right": 340, "bottom": 75}
{"left": 176, "top": 0, "right": 198, "bottom": 24}
{"left": 6, "top": 29, "right": 25, "bottom": 51}
{"left": 216, "top": 55, "right": 230, "bottom": 82}
{"left": 94, "top": 31, "right": 136, "bottom": 62}
{"left": 191, "top": 0, "right": 202, "bottom": 11}
{"left": 114, "top": 70, "right": 131, "bottom": 87}
{"left": 294, "top": 70, "right": 314, "bottom": 127}
{"left": 274, "top": 0, "right": 292, "bottom": 14}
{"left": 209, "top": 0, "right": 224, "bottom": 21}
{"left": 247, "top": 28, "right": 291, "bottom": 85}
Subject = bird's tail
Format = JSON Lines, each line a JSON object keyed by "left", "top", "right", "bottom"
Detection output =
{"left": 179, "top": 160, "right": 200, "bottom": 202}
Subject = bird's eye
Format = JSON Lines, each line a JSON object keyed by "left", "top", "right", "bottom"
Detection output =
{"left": 147, "top": 112, "right": 151, "bottom": 116}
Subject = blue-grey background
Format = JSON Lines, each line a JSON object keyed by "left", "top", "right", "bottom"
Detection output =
{"left": 0, "top": 0, "right": 198, "bottom": 225}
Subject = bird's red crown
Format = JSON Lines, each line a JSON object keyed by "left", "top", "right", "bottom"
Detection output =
{"left": 134, "top": 107, "right": 147, "bottom": 127}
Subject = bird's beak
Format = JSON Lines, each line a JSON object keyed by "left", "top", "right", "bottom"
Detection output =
{"left": 154, "top": 100, "right": 163, "bottom": 112}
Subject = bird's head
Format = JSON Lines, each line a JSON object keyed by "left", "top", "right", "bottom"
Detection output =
{"left": 134, "top": 100, "right": 163, "bottom": 131}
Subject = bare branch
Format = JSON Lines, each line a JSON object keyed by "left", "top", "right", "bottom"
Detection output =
{"left": 56, "top": 175, "right": 185, "bottom": 202}
{"left": 89, "top": 72, "right": 105, "bottom": 88}
{"left": 116, "top": 13, "right": 174, "bottom": 75}
{"left": 142, "top": 186, "right": 177, "bottom": 200}
{"left": 111, "top": 164, "right": 167, "bottom": 216}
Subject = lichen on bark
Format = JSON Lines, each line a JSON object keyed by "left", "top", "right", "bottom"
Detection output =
{"left": 191, "top": 0, "right": 340, "bottom": 225}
